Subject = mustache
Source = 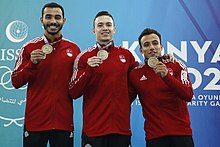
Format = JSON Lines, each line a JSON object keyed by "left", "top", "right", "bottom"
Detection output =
{"left": 148, "top": 51, "right": 157, "bottom": 54}
{"left": 43, "top": 23, "right": 63, "bottom": 36}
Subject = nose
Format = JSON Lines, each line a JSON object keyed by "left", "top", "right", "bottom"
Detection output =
{"left": 102, "top": 24, "right": 108, "bottom": 30}
{"left": 50, "top": 17, "right": 56, "bottom": 23}
{"left": 149, "top": 43, "right": 155, "bottom": 50}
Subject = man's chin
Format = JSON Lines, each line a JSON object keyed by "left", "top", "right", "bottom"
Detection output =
{"left": 101, "top": 38, "right": 112, "bottom": 42}
{"left": 49, "top": 32, "right": 58, "bottom": 36}
{"left": 47, "top": 31, "right": 59, "bottom": 36}
{"left": 46, "top": 27, "right": 61, "bottom": 35}
{"left": 149, "top": 53, "right": 158, "bottom": 57}
{"left": 146, "top": 55, "right": 156, "bottom": 59}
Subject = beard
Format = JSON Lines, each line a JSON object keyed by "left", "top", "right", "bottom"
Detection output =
{"left": 43, "top": 23, "right": 63, "bottom": 36}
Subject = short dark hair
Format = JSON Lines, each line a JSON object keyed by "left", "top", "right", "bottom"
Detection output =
{"left": 93, "top": 11, "right": 114, "bottom": 28}
{"left": 42, "top": 2, "right": 64, "bottom": 18}
{"left": 138, "top": 28, "right": 161, "bottom": 48}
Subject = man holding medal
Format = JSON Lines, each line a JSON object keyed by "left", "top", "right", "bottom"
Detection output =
{"left": 128, "top": 28, "right": 194, "bottom": 147}
{"left": 69, "top": 11, "right": 138, "bottom": 147}
{"left": 11, "top": 2, "right": 80, "bottom": 147}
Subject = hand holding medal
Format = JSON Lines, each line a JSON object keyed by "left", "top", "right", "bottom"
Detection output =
{"left": 87, "top": 50, "right": 108, "bottom": 67}
{"left": 30, "top": 48, "right": 49, "bottom": 64}
{"left": 40, "top": 44, "right": 53, "bottom": 59}
{"left": 148, "top": 57, "right": 168, "bottom": 78}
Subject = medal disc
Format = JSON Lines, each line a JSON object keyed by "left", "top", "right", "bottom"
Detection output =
{"left": 97, "top": 50, "right": 109, "bottom": 60}
{"left": 41, "top": 44, "right": 53, "bottom": 54}
{"left": 148, "top": 57, "right": 159, "bottom": 68}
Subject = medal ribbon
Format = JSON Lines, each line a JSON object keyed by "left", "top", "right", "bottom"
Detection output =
{"left": 43, "top": 35, "right": 62, "bottom": 45}
{"left": 96, "top": 41, "right": 113, "bottom": 50}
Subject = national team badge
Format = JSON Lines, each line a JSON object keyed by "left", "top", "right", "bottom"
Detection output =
{"left": 119, "top": 55, "right": 126, "bottom": 63}
{"left": 167, "top": 68, "right": 174, "bottom": 76}
{"left": 66, "top": 49, "right": 73, "bottom": 57}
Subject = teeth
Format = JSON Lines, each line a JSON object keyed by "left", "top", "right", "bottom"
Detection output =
{"left": 50, "top": 26, "right": 57, "bottom": 29}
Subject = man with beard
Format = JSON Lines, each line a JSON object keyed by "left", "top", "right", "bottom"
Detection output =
{"left": 11, "top": 2, "right": 80, "bottom": 147}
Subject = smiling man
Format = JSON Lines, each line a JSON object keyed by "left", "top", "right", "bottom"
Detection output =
{"left": 129, "top": 28, "right": 194, "bottom": 147}
{"left": 69, "top": 11, "right": 138, "bottom": 147}
{"left": 11, "top": 2, "right": 80, "bottom": 147}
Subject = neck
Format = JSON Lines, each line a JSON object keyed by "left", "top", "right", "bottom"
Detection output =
{"left": 44, "top": 31, "right": 61, "bottom": 42}
{"left": 97, "top": 40, "right": 112, "bottom": 46}
{"left": 97, "top": 41, "right": 113, "bottom": 50}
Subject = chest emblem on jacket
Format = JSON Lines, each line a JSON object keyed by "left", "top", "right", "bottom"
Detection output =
{"left": 119, "top": 55, "right": 126, "bottom": 63}
{"left": 167, "top": 68, "right": 174, "bottom": 76}
{"left": 66, "top": 49, "right": 73, "bottom": 57}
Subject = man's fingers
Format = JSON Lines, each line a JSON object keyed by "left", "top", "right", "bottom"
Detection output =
{"left": 87, "top": 56, "right": 103, "bottom": 67}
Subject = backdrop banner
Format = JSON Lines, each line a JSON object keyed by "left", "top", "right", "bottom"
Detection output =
{"left": 0, "top": 0, "right": 219, "bottom": 147}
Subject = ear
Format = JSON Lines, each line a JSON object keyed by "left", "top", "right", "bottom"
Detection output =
{"left": 160, "top": 44, "right": 163, "bottom": 51}
{"left": 139, "top": 47, "right": 143, "bottom": 54}
{"left": 63, "top": 18, "right": 66, "bottom": 23}
{"left": 113, "top": 26, "right": 116, "bottom": 34}
{"left": 40, "top": 17, "right": 43, "bottom": 23}
{"left": 92, "top": 28, "right": 95, "bottom": 35}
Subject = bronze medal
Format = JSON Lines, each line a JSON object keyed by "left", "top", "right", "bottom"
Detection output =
{"left": 148, "top": 57, "right": 159, "bottom": 68}
{"left": 41, "top": 44, "right": 53, "bottom": 54}
{"left": 97, "top": 50, "right": 109, "bottom": 60}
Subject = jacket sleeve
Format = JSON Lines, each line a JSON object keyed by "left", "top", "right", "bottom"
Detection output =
{"left": 127, "top": 49, "right": 139, "bottom": 72}
{"left": 128, "top": 71, "right": 138, "bottom": 103}
{"left": 11, "top": 47, "right": 38, "bottom": 89}
{"left": 68, "top": 52, "right": 93, "bottom": 99}
{"left": 162, "top": 60, "right": 194, "bottom": 102}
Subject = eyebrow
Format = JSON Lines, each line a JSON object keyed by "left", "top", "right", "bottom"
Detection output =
{"left": 143, "top": 40, "right": 158, "bottom": 44}
{"left": 45, "top": 14, "right": 62, "bottom": 17}
{"left": 97, "top": 21, "right": 112, "bottom": 24}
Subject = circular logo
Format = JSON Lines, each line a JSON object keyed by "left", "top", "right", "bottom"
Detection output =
{"left": 0, "top": 66, "right": 27, "bottom": 90}
{"left": 6, "top": 20, "right": 28, "bottom": 43}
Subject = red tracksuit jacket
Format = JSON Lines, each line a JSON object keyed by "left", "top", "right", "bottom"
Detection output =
{"left": 11, "top": 35, "right": 80, "bottom": 131}
{"left": 69, "top": 43, "right": 138, "bottom": 137}
{"left": 129, "top": 58, "right": 193, "bottom": 140}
